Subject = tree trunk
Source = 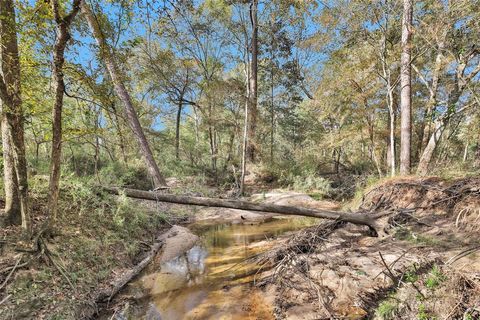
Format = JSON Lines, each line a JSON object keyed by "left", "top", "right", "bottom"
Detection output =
{"left": 246, "top": 0, "right": 258, "bottom": 162}
{"left": 416, "top": 103, "right": 473, "bottom": 176}
{"left": 400, "top": 0, "right": 413, "bottom": 175}
{"left": 240, "top": 93, "right": 249, "bottom": 196}
{"left": 48, "top": 0, "right": 81, "bottom": 224}
{"left": 388, "top": 98, "right": 396, "bottom": 176}
{"left": 380, "top": 28, "right": 396, "bottom": 177}
{"left": 80, "top": 2, "right": 167, "bottom": 188}
{"left": 0, "top": 0, "right": 30, "bottom": 233}
{"left": 175, "top": 99, "right": 182, "bottom": 160}
{"left": 103, "top": 186, "right": 380, "bottom": 233}
{"left": 463, "top": 141, "right": 469, "bottom": 162}
{"left": 270, "top": 41, "right": 275, "bottom": 163}
{"left": 416, "top": 121, "right": 443, "bottom": 176}
{"left": 1, "top": 115, "right": 20, "bottom": 226}
{"left": 413, "top": 36, "right": 445, "bottom": 164}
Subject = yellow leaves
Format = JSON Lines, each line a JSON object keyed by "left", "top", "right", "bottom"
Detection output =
{"left": 317, "top": 8, "right": 338, "bottom": 29}
{"left": 200, "top": 0, "right": 232, "bottom": 21}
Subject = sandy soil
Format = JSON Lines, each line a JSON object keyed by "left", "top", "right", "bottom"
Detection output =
{"left": 256, "top": 178, "right": 480, "bottom": 319}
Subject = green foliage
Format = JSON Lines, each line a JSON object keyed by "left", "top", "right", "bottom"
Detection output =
{"left": 464, "top": 313, "right": 474, "bottom": 320}
{"left": 98, "top": 161, "right": 153, "bottom": 190}
{"left": 417, "top": 304, "right": 436, "bottom": 320}
{"left": 404, "top": 267, "right": 419, "bottom": 284}
{"left": 394, "top": 228, "right": 440, "bottom": 247}
{"left": 376, "top": 299, "right": 399, "bottom": 320}
{"left": 424, "top": 265, "right": 446, "bottom": 290}
{"left": 287, "top": 173, "right": 332, "bottom": 196}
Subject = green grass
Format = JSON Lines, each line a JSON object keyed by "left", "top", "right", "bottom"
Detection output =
{"left": 394, "top": 228, "right": 440, "bottom": 246}
{"left": 376, "top": 299, "right": 399, "bottom": 319}
{"left": 424, "top": 265, "right": 446, "bottom": 290}
{"left": 417, "top": 304, "right": 437, "bottom": 320}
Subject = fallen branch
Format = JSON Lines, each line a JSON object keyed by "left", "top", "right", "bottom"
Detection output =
{"left": 0, "top": 294, "right": 11, "bottom": 306}
{"left": 93, "top": 228, "right": 168, "bottom": 303}
{"left": 0, "top": 255, "right": 23, "bottom": 291}
{"left": 40, "top": 238, "right": 76, "bottom": 292}
{"left": 102, "top": 187, "right": 381, "bottom": 235}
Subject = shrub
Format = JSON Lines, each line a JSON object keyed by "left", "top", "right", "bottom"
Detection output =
{"left": 98, "top": 160, "right": 153, "bottom": 190}
{"left": 376, "top": 299, "right": 398, "bottom": 319}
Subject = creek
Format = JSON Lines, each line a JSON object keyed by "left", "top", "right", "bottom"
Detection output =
{"left": 124, "top": 216, "right": 318, "bottom": 319}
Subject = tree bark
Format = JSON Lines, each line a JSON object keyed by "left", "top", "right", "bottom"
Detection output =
{"left": 48, "top": 0, "right": 81, "bottom": 224}
{"left": 416, "top": 49, "right": 479, "bottom": 175}
{"left": 0, "top": 0, "right": 30, "bottom": 232}
{"left": 0, "top": 115, "right": 20, "bottom": 226}
{"left": 387, "top": 90, "right": 396, "bottom": 176}
{"left": 80, "top": 2, "right": 167, "bottom": 188}
{"left": 416, "top": 104, "right": 473, "bottom": 176}
{"left": 399, "top": 0, "right": 413, "bottom": 175}
{"left": 413, "top": 31, "right": 447, "bottom": 164}
{"left": 240, "top": 91, "right": 249, "bottom": 195}
{"left": 380, "top": 25, "right": 396, "bottom": 176}
{"left": 246, "top": 0, "right": 258, "bottom": 162}
{"left": 416, "top": 120, "right": 443, "bottom": 176}
{"left": 175, "top": 99, "right": 183, "bottom": 160}
{"left": 103, "top": 187, "right": 380, "bottom": 233}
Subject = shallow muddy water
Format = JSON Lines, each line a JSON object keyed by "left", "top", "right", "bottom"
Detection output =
{"left": 126, "top": 217, "right": 318, "bottom": 319}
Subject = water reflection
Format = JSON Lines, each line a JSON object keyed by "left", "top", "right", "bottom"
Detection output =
{"left": 146, "top": 246, "right": 208, "bottom": 296}
{"left": 133, "top": 217, "right": 318, "bottom": 319}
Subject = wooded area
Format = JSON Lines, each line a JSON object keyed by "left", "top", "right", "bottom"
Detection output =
{"left": 0, "top": 0, "right": 479, "bottom": 318}
{"left": 0, "top": 0, "right": 478, "bottom": 234}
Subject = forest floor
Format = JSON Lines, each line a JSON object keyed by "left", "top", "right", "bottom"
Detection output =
{"left": 0, "top": 176, "right": 479, "bottom": 319}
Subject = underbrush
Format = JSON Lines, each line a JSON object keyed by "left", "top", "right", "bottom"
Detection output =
{"left": 281, "top": 172, "right": 333, "bottom": 196}
{"left": 0, "top": 176, "right": 170, "bottom": 319}
{"left": 374, "top": 264, "right": 479, "bottom": 320}
{"left": 97, "top": 160, "right": 154, "bottom": 190}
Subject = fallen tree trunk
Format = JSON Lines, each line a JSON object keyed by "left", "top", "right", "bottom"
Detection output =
{"left": 102, "top": 187, "right": 380, "bottom": 235}
{"left": 94, "top": 235, "right": 165, "bottom": 303}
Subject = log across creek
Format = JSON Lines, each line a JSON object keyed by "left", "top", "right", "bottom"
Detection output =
{"left": 102, "top": 187, "right": 380, "bottom": 235}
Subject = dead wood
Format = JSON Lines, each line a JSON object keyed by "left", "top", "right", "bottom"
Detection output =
{"left": 0, "top": 255, "right": 23, "bottom": 291}
{"left": 92, "top": 228, "right": 170, "bottom": 304}
{"left": 102, "top": 186, "right": 381, "bottom": 234}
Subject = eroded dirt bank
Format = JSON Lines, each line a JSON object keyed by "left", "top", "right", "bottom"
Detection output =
{"left": 255, "top": 177, "right": 480, "bottom": 319}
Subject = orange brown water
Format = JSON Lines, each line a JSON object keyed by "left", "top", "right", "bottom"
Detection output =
{"left": 127, "top": 217, "right": 318, "bottom": 319}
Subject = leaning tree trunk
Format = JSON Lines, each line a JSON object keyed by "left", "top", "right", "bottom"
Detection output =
{"left": 81, "top": 2, "right": 167, "bottom": 188}
{"left": 48, "top": 0, "right": 81, "bottom": 224}
{"left": 0, "top": 0, "right": 30, "bottom": 232}
{"left": 416, "top": 101, "right": 474, "bottom": 176}
{"left": 416, "top": 121, "right": 444, "bottom": 176}
{"left": 399, "top": 0, "right": 413, "bottom": 175}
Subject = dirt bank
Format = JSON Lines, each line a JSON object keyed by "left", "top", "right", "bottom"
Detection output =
{"left": 256, "top": 177, "right": 480, "bottom": 319}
